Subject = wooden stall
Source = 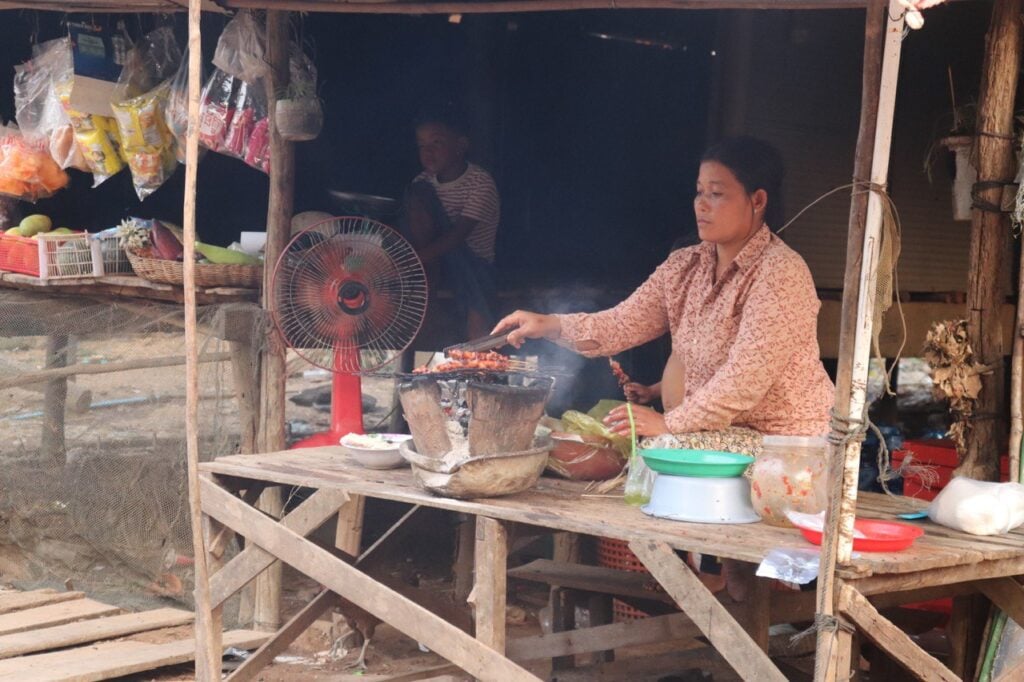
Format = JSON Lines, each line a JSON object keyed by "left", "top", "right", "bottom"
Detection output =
{"left": 2, "top": 0, "right": 1021, "bottom": 679}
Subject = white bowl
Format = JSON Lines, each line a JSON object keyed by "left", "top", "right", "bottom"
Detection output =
{"left": 642, "top": 473, "right": 760, "bottom": 524}
{"left": 340, "top": 433, "right": 412, "bottom": 470}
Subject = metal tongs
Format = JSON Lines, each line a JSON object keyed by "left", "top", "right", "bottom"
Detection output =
{"left": 443, "top": 332, "right": 510, "bottom": 355}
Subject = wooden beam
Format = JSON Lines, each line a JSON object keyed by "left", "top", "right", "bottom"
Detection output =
{"left": 472, "top": 517, "right": 508, "bottom": 653}
{"left": 0, "top": 600, "right": 119, "bottom": 636}
{"left": 813, "top": 2, "right": 892, "bottom": 679}
{"left": 210, "top": 487, "right": 350, "bottom": 607}
{"left": 181, "top": 2, "right": 217, "bottom": 676}
{"left": 0, "top": 590, "right": 83, "bottom": 616}
{"left": 838, "top": 584, "right": 960, "bottom": 682}
{"left": 252, "top": 7, "right": 297, "bottom": 635}
{"left": 335, "top": 495, "right": 366, "bottom": 556}
{"left": 0, "top": 352, "right": 231, "bottom": 391}
{"left": 975, "top": 578, "right": 1024, "bottom": 629}
{"left": 200, "top": 477, "right": 540, "bottom": 681}
{"left": 961, "top": 0, "right": 1024, "bottom": 481}
{"left": 228, "top": 591, "right": 340, "bottom": 682}
{"left": 223, "top": 0, "right": 880, "bottom": 14}
{"left": 628, "top": 539, "right": 786, "bottom": 682}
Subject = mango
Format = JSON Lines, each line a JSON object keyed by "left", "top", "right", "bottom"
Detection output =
{"left": 51, "top": 227, "right": 74, "bottom": 234}
{"left": 4, "top": 227, "right": 24, "bottom": 237}
{"left": 19, "top": 214, "right": 52, "bottom": 237}
{"left": 195, "top": 242, "right": 261, "bottom": 265}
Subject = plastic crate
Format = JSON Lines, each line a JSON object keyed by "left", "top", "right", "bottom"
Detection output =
{"left": 91, "top": 232, "right": 132, "bottom": 274}
{"left": 892, "top": 439, "right": 1009, "bottom": 501}
{"left": 0, "top": 232, "right": 104, "bottom": 280}
{"left": 596, "top": 537, "right": 652, "bottom": 621}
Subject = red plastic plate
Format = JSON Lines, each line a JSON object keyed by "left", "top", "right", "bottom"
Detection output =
{"left": 798, "top": 518, "right": 924, "bottom": 552}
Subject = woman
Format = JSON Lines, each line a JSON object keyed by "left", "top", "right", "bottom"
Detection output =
{"left": 493, "top": 136, "right": 834, "bottom": 440}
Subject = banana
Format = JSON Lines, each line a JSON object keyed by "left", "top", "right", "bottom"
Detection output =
{"left": 195, "top": 242, "right": 261, "bottom": 265}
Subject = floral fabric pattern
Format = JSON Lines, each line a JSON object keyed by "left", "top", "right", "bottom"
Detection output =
{"left": 557, "top": 225, "right": 834, "bottom": 436}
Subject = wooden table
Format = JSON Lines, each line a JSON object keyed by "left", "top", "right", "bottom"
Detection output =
{"left": 198, "top": 447, "right": 1024, "bottom": 681}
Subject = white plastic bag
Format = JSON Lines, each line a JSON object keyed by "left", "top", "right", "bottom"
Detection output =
{"left": 928, "top": 477, "right": 1024, "bottom": 536}
{"left": 213, "top": 11, "right": 269, "bottom": 83}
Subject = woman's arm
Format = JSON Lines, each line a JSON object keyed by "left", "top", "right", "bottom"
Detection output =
{"left": 664, "top": 259, "right": 819, "bottom": 432}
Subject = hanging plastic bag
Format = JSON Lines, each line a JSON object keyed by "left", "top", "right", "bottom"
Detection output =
{"left": 111, "top": 28, "right": 182, "bottom": 200}
{"left": 14, "top": 38, "right": 88, "bottom": 172}
{"left": 112, "top": 86, "right": 178, "bottom": 200}
{"left": 199, "top": 69, "right": 236, "bottom": 152}
{"left": 0, "top": 125, "right": 69, "bottom": 202}
{"left": 55, "top": 79, "right": 126, "bottom": 186}
{"left": 113, "top": 27, "right": 182, "bottom": 102}
{"left": 165, "top": 48, "right": 205, "bottom": 163}
{"left": 213, "top": 10, "right": 269, "bottom": 83}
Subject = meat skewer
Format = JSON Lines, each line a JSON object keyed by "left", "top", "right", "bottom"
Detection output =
{"left": 413, "top": 349, "right": 530, "bottom": 374}
{"left": 609, "top": 358, "right": 631, "bottom": 388}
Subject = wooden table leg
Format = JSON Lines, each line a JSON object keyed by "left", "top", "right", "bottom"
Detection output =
{"left": 336, "top": 494, "right": 366, "bottom": 557}
{"left": 730, "top": 561, "right": 771, "bottom": 653}
{"left": 473, "top": 516, "right": 508, "bottom": 653}
{"left": 455, "top": 515, "right": 476, "bottom": 602}
{"left": 41, "top": 333, "right": 69, "bottom": 466}
{"left": 549, "top": 587, "right": 580, "bottom": 672}
{"left": 200, "top": 479, "right": 539, "bottom": 680}
{"left": 629, "top": 539, "right": 787, "bottom": 682}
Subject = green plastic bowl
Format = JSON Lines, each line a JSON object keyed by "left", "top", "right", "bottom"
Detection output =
{"left": 640, "top": 448, "right": 754, "bottom": 478}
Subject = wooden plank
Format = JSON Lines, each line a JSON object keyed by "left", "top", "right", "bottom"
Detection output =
{"left": 335, "top": 495, "right": 366, "bottom": 557}
{"left": 228, "top": 591, "right": 339, "bottom": 682}
{"left": 629, "top": 539, "right": 786, "bottom": 682}
{"left": 975, "top": 578, "right": 1024, "bottom": 629}
{"left": 507, "top": 611, "right": 703, "bottom": 662}
{"left": 0, "top": 590, "right": 83, "bottom": 616}
{"left": 210, "top": 487, "right": 350, "bottom": 607}
{"left": 472, "top": 517, "right": 507, "bottom": 653}
{"left": 0, "top": 599, "right": 120, "bottom": 636}
{"left": 0, "top": 608, "right": 193, "bottom": 659}
{"left": 852, "top": 555, "right": 1024, "bottom": 595}
{"left": 0, "top": 629, "right": 269, "bottom": 682}
{"left": 838, "top": 584, "right": 959, "bottom": 682}
{"left": 200, "top": 478, "right": 539, "bottom": 681}
{"left": 548, "top": 646, "right": 741, "bottom": 682}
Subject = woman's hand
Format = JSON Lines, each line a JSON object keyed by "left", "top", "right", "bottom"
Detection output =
{"left": 604, "top": 404, "right": 669, "bottom": 438}
{"left": 491, "top": 310, "right": 561, "bottom": 349}
{"left": 624, "top": 382, "right": 658, "bottom": 405}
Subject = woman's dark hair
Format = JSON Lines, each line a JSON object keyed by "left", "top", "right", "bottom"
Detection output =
{"left": 701, "top": 136, "right": 785, "bottom": 229}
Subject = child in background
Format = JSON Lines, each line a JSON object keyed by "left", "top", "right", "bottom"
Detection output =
{"left": 402, "top": 106, "right": 500, "bottom": 339}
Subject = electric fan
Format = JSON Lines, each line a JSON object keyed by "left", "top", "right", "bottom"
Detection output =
{"left": 271, "top": 216, "right": 428, "bottom": 448}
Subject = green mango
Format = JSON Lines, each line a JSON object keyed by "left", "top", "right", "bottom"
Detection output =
{"left": 19, "top": 214, "right": 52, "bottom": 237}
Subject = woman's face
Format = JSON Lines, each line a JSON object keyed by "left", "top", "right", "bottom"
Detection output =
{"left": 694, "top": 161, "right": 766, "bottom": 246}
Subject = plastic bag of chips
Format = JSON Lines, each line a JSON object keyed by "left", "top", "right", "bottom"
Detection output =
{"left": 0, "top": 125, "right": 70, "bottom": 202}
{"left": 112, "top": 84, "right": 177, "bottom": 200}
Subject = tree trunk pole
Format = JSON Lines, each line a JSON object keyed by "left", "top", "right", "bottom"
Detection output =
{"left": 252, "top": 9, "right": 296, "bottom": 633}
{"left": 960, "top": 0, "right": 1023, "bottom": 482}
{"left": 812, "top": 2, "right": 887, "bottom": 679}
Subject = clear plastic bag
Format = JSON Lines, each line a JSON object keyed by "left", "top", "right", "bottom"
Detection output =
{"left": 14, "top": 38, "right": 88, "bottom": 172}
{"left": 756, "top": 547, "right": 821, "bottom": 585}
{"left": 113, "top": 27, "right": 182, "bottom": 102}
{"left": 0, "top": 125, "right": 70, "bottom": 202}
{"left": 199, "top": 69, "right": 236, "bottom": 152}
{"left": 199, "top": 69, "right": 271, "bottom": 174}
{"left": 213, "top": 11, "right": 269, "bottom": 83}
{"left": 112, "top": 86, "right": 178, "bottom": 200}
{"left": 928, "top": 477, "right": 1024, "bottom": 535}
{"left": 165, "top": 48, "right": 201, "bottom": 163}
{"left": 622, "top": 404, "right": 655, "bottom": 506}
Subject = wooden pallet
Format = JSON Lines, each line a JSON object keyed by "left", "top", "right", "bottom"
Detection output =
{"left": 0, "top": 588, "right": 270, "bottom": 681}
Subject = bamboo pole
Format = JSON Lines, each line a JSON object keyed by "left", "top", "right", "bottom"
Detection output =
{"left": 960, "top": 0, "right": 1024, "bottom": 482}
{"left": 1012, "top": 228, "right": 1024, "bottom": 483}
{"left": 251, "top": 9, "right": 297, "bottom": 633}
{"left": 0, "top": 352, "right": 232, "bottom": 390}
{"left": 181, "top": 0, "right": 221, "bottom": 678}
{"left": 813, "top": 3, "right": 901, "bottom": 680}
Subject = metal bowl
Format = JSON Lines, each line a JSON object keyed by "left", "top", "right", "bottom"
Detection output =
{"left": 642, "top": 473, "right": 760, "bottom": 524}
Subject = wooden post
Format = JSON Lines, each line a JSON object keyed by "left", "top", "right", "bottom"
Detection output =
{"left": 472, "top": 516, "right": 508, "bottom": 653}
{"left": 960, "top": 0, "right": 1024, "bottom": 481}
{"left": 813, "top": 2, "right": 886, "bottom": 680}
{"left": 252, "top": 8, "right": 297, "bottom": 633}
{"left": 41, "top": 333, "right": 69, "bottom": 466}
{"left": 182, "top": 0, "right": 220, "bottom": 678}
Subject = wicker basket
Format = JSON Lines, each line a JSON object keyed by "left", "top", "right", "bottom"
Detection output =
{"left": 126, "top": 249, "right": 262, "bottom": 289}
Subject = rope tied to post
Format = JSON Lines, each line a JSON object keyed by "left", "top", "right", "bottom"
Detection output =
{"left": 790, "top": 612, "right": 856, "bottom": 646}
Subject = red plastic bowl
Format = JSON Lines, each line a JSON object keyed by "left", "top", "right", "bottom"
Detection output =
{"left": 798, "top": 518, "right": 924, "bottom": 552}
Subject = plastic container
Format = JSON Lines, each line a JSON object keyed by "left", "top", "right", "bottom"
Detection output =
{"left": 641, "top": 448, "right": 754, "bottom": 478}
{"left": 797, "top": 518, "right": 924, "bottom": 552}
{"left": 642, "top": 474, "right": 760, "bottom": 524}
{"left": 748, "top": 435, "right": 827, "bottom": 527}
{"left": 0, "top": 232, "right": 104, "bottom": 279}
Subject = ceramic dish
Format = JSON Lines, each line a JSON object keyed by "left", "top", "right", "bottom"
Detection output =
{"left": 340, "top": 433, "right": 412, "bottom": 470}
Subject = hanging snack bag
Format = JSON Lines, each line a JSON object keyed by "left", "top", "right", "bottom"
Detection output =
{"left": 0, "top": 125, "right": 69, "bottom": 202}
{"left": 112, "top": 85, "right": 177, "bottom": 200}
{"left": 111, "top": 28, "right": 182, "bottom": 200}
{"left": 56, "top": 80, "right": 125, "bottom": 186}
{"left": 199, "top": 69, "right": 237, "bottom": 152}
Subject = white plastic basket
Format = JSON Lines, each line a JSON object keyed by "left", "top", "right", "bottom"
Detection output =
{"left": 35, "top": 233, "right": 105, "bottom": 280}
{"left": 90, "top": 232, "right": 132, "bottom": 274}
